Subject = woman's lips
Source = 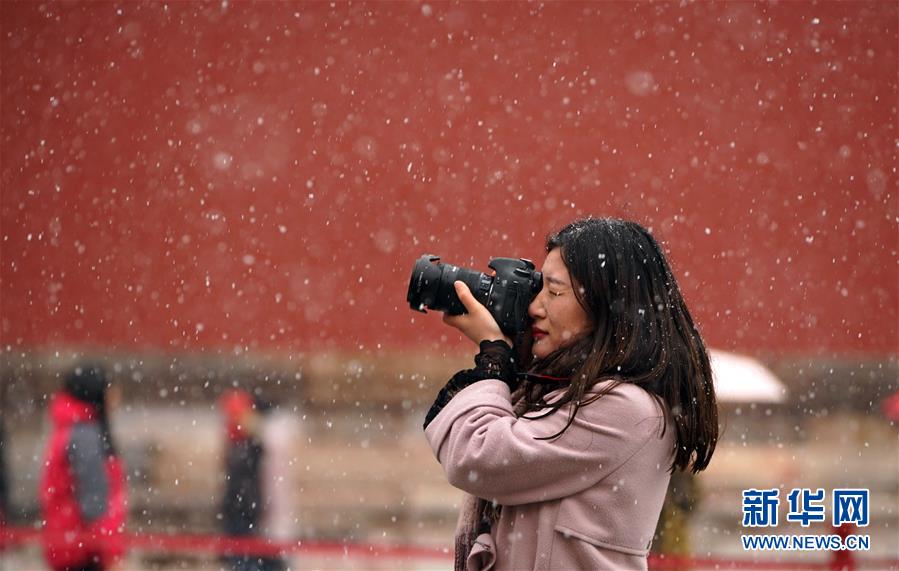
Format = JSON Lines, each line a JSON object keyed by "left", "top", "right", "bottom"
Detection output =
{"left": 532, "top": 328, "right": 548, "bottom": 340}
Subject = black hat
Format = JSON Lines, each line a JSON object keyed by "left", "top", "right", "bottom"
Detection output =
{"left": 64, "top": 363, "right": 108, "bottom": 406}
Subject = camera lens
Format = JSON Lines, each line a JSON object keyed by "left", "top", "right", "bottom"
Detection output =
{"left": 406, "top": 255, "right": 444, "bottom": 312}
{"left": 406, "top": 255, "right": 492, "bottom": 315}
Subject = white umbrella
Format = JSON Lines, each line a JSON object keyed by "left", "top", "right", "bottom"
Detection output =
{"left": 709, "top": 348, "right": 787, "bottom": 403}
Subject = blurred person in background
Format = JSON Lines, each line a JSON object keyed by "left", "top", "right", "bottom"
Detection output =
{"left": 424, "top": 218, "right": 718, "bottom": 571}
{"left": 652, "top": 469, "right": 700, "bottom": 570}
{"left": 0, "top": 420, "right": 9, "bottom": 529}
{"left": 40, "top": 364, "right": 127, "bottom": 571}
{"left": 219, "top": 390, "right": 288, "bottom": 571}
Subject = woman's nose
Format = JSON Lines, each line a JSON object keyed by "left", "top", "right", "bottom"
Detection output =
{"left": 528, "top": 292, "right": 545, "bottom": 319}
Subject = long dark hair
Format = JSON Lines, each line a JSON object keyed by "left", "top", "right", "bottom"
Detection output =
{"left": 64, "top": 363, "right": 117, "bottom": 457}
{"left": 522, "top": 218, "right": 718, "bottom": 473}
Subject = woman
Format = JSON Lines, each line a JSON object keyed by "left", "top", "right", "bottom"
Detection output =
{"left": 41, "top": 364, "right": 127, "bottom": 571}
{"left": 424, "top": 218, "right": 718, "bottom": 571}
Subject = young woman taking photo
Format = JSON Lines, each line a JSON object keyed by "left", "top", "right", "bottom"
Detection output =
{"left": 424, "top": 217, "right": 718, "bottom": 571}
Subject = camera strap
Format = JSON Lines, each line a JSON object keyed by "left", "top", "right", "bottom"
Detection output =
{"left": 515, "top": 372, "right": 569, "bottom": 385}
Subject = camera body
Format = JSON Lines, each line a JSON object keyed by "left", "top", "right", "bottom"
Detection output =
{"left": 406, "top": 254, "right": 543, "bottom": 337}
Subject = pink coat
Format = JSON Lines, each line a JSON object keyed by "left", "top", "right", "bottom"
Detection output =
{"left": 426, "top": 379, "right": 675, "bottom": 571}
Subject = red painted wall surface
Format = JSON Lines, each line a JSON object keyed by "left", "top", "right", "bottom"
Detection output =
{"left": 1, "top": 2, "right": 896, "bottom": 357}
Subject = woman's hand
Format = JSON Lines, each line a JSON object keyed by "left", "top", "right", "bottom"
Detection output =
{"left": 442, "top": 281, "right": 512, "bottom": 347}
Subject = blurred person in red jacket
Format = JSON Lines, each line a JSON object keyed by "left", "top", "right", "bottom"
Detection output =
{"left": 40, "top": 364, "right": 127, "bottom": 571}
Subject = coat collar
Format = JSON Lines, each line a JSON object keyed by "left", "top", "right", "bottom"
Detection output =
{"left": 49, "top": 391, "right": 97, "bottom": 426}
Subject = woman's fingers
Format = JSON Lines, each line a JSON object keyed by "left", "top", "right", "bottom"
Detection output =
{"left": 443, "top": 281, "right": 510, "bottom": 345}
{"left": 454, "top": 281, "right": 495, "bottom": 322}
{"left": 454, "top": 281, "right": 486, "bottom": 316}
{"left": 442, "top": 312, "right": 462, "bottom": 327}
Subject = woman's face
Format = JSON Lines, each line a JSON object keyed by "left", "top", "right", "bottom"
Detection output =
{"left": 528, "top": 248, "right": 593, "bottom": 359}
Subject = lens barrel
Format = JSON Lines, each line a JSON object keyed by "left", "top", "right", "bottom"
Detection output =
{"left": 406, "top": 255, "right": 492, "bottom": 315}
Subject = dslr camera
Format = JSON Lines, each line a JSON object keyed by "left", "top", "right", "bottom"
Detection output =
{"left": 406, "top": 255, "right": 543, "bottom": 337}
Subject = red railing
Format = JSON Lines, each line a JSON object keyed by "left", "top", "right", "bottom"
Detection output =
{"left": 2, "top": 525, "right": 897, "bottom": 570}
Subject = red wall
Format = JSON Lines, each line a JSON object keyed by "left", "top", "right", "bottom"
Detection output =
{"left": 2, "top": 2, "right": 896, "bottom": 357}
